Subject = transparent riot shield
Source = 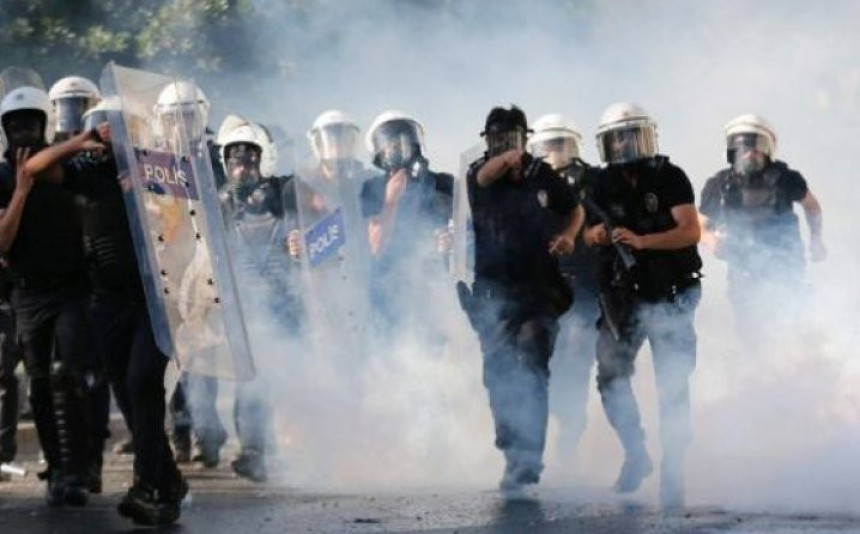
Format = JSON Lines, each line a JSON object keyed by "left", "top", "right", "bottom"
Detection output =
{"left": 0, "top": 67, "right": 46, "bottom": 153}
{"left": 100, "top": 63, "right": 254, "bottom": 380}
{"left": 451, "top": 144, "right": 484, "bottom": 284}
{"left": 293, "top": 163, "right": 372, "bottom": 367}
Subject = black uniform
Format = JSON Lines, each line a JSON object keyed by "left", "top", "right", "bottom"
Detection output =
{"left": 699, "top": 160, "right": 808, "bottom": 344}
{"left": 360, "top": 158, "right": 453, "bottom": 334}
{"left": 0, "top": 154, "right": 91, "bottom": 502}
{"left": 0, "top": 265, "right": 22, "bottom": 463}
{"left": 465, "top": 153, "right": 577, "bottom": 485}
{"left": 590, "top": 156, "right": 701, "bottom": 494}
{"left": 58, "top": 152, "right": 185, "bottom": 504}
{"left": 549, "top": 158, "right": 601, "bottom": 458}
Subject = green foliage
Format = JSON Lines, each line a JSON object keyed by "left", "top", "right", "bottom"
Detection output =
{"left": 0, "top": 0, "right": 258, "bottom": 83}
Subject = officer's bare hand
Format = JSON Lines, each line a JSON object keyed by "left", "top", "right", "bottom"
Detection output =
{"left": 436, "top": 228, "right": 453, "bottom": 255}
{"left": 504, "top": 149, "right": 524, "bottom": 182}
{"left": 14, "top": 148, "right": 35, "bottom": 195}
{"left": 78, "top": 125, "right": 108, "bottom": 153}
{"left": 287, "top": 229, "right": 302, "bottom": 260}
{"left": 612, "top": 227, "right": 646, "bottom": 250}
{"left": 549, "top": 233, "right": 575, "bottom": 255}
{"left": 584, "top": 224, "right": 609, "bottom": 246}
{"left": 810, "top": 237, "right": 827, "bottom": 262}
{"left": 385, "top": 168, "right": 408, "bottom": 205}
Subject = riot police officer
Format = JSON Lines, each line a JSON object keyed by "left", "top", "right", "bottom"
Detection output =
{"left": 24, "top": 100, "right": 189, "bottom": 525}
{"left": 699, "top": 114, "right": 825, "bottom": 347}
{"left": 48, "top": 74, "right": 112, "bottom": 493}
{"left": 464, "top": 105, "right": 583, "bottom": 493}
{"left": 527, "top": 113, "right": 600, "bottom": 470}
{"left": 182, "top": 118, "right": 294, "bottom": 483}
{"left": 583, "top": 102, "right": 702, "bottom": 510}
{"left": 0, "top": 85, "right": 91, "bottom": 506}
{"left": 361, "top": 110, "right": 454, "bottom": 335}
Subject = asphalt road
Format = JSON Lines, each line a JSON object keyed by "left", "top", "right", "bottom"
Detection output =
{"left": 3, "top": 450, "right": 860, "bottom": 534}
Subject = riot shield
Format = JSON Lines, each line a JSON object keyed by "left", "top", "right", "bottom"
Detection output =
{"left": 293, "top": 163, "right": 373, "bottom": 368}
{"left": 451, "top": 144, "right": 484, "bottom": 284}
{"left": 100, "top": 63, "right": 254, "bottom": 381}
{"left": 0, "top": 67, "right": 46, "bottom": 154}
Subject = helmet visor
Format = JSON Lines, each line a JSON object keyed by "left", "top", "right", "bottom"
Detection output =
{"left": 225, "top": 143, "right": 262, "bottom": 184}
{"left": 485, "top": 126, "right": 526, "bottom": 157}
{"left": 528, "top": 137, "right": 579, "bottom": 168}
{"left": 160, "top": 104, "right": 205, "bottom": 142}
{"left": 599, "top": 125, "right": 656, "bottom": 164}
{"left": 312, "top": 123, "right": 358, "bottom": 161}
{"left": 728, "top": 133, "right": 770, "bottom": 175}
{"left": 371, "top": 120, "right": 422, "bottom": 170}
{"left": 2, "top": 110, "right": 45, "bottom": 147}
{"left": 54, "top": 97, "right": 97, "bottom": 136}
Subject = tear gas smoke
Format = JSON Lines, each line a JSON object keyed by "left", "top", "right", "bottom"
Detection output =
{"left": 136, "top": 0, "right": 860, "bottom": 511}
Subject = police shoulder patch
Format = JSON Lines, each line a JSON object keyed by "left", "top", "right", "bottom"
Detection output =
{"left": 537, "top": 189, "right": 549, "bottom": 208}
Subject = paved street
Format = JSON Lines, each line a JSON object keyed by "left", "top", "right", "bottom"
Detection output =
{"left": 3, "top": 429, "right": 860, "bottom": 534}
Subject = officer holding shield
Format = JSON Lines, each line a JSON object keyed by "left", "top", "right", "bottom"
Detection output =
{"left": 24, "top": 102, "right": 189, "bottom": 525}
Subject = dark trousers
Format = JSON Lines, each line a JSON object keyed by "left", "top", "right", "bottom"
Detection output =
{"left": 89, "top": 290, "right": 179, "bottom": 489}
{"left": 84, "top": 298, "right": 111, "bottom": 471}
{"left": 11, "top": 284, "right": 90, "bottom": 479}
{"left": 475, "top": 289, "right": 560, "bottom": 477}
{"left": 0, "top": 300, "right": 22, "bottom": 461}
{"left": 596, "top": 284, "right": 700, "bottom": 462}
{"left": 183, "top": 372, "right": 271, "bottom": 455}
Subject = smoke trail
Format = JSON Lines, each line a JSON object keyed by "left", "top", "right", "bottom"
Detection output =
{"left": 119, "top": 0, "right": 860, "bottom": 510}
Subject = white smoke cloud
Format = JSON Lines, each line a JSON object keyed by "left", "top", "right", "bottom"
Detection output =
{"left": 186, "top": 0, "right": 860, "bottom": 511}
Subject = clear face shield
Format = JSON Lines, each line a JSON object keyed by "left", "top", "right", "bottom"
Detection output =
{"left": 83, "top": 108, "right": 110, "bottom": 133}
{"left": 529, "top": 137, "right": 579, "bottom": 170}
{"left": 372, "top": 120, "right": 422, "bottom": 171}
{"left": 727, "top": 132, "right": 769, "bottom": 176}
{"left": 224, "top": 143, "right": 262, "bottom": 188}
{"left": 599, "top": 125, "right": 656, "bottom": 165}
{"left": 53, "top": 96, "right": 98, "bottom": 140}
{"left": 485, "top": 126, "right": 526, "bottom": 157}
{"left": 2, "top": 110, "right": 45, "bottom": 149}
{"left": 160, "top": 103, "right": 205, "bottom": 144}
{"left": 312, "top": 123, "right": 358, "bottom": 162}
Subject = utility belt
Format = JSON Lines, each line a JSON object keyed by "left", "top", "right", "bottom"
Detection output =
{"left": 629, "top": 272, "right": 702, "bottom": 303}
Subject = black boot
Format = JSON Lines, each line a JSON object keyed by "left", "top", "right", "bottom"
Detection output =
{"left": 51, "top": 363, "right": 89, "bottom": 507}
{"left": 118, "top": 480, "right": 159, "bottom": 526}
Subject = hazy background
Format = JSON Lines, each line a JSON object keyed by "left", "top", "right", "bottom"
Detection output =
{"left": 4, "top": 0, "right": 860, "bottom": 513}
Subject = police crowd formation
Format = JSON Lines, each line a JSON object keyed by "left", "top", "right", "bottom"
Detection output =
{"left": 0, "top": 68, "right": 825, "bottom": 526}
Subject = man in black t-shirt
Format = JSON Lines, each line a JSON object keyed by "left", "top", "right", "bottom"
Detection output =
{"left": 699, "top": 114, "right": 825, "bottom": 347}
{"left": 0, "top": 86, "right": 91, "bottom": 507}
{"left": 465, "top": 105, "right": 583, "bottom": 494}
{"left": 583, "top": 103, "right": 702, "bottom": 510}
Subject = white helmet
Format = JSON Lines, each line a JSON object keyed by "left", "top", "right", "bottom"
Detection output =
{"left": 218, "top": 120, "right": 278, "bottom": 179}
{"left": 49, "top": 75, "right": 100, "bottom": 138}
{"left": 154, "top": 80, "right": 210, "bottom": 142}
{"left": 595, "top": 102, "right": 658, "bottom": 165}
{"left": 527, "top": 113, "right": 582, "bottom": 169}
{"left": 366, "top": 110, "right": 425, "bottom": 171}
{"left": 724, "top": 113, "right": 777, "bottom": 160}
{"left": 307, "top": 109, "right": 359, "bottom": 163}
{"left": 0, "top": 86, "right": 55, "bottom": 146}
